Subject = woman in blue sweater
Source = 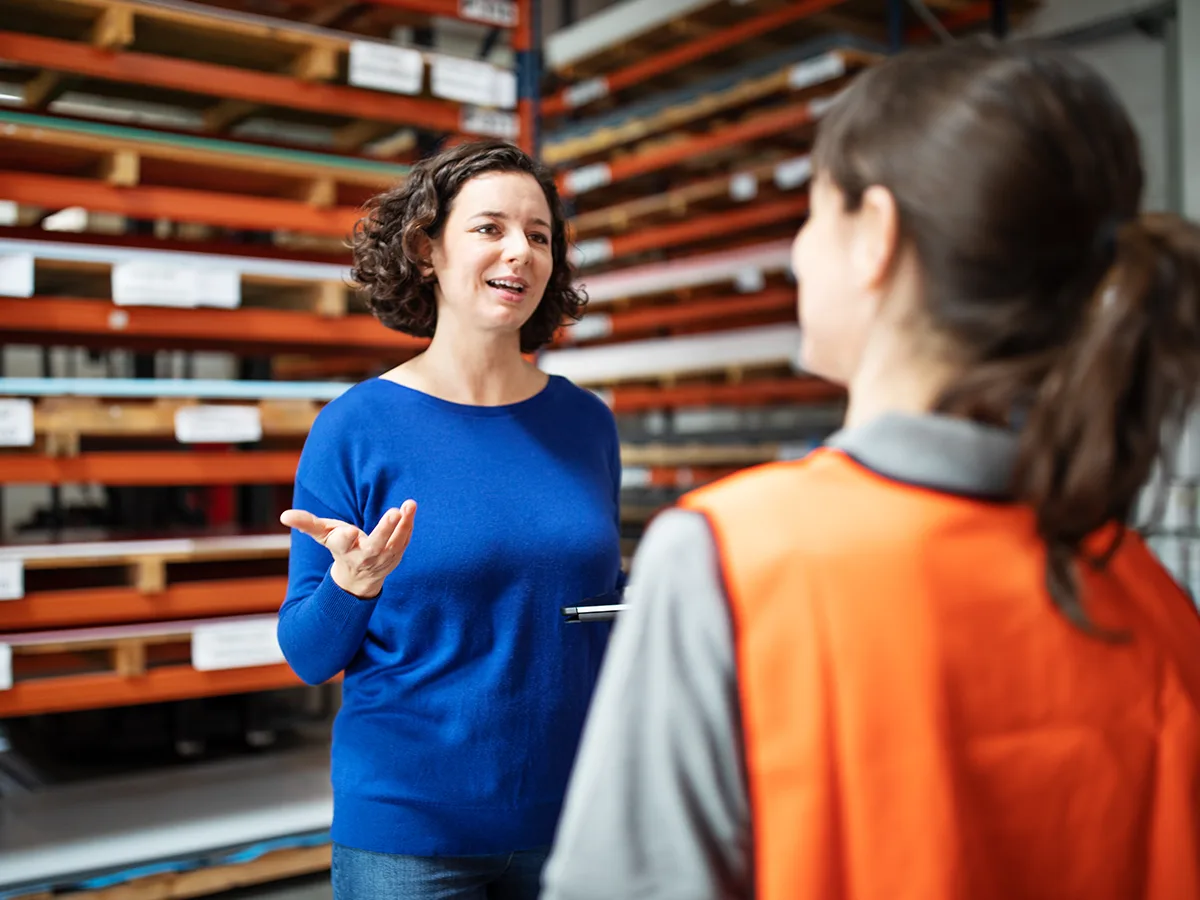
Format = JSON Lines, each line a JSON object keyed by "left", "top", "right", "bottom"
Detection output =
{"left": 277, "top": 139, "right": 623, "bottom": 899}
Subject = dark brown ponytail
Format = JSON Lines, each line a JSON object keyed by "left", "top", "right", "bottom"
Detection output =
{"left": 1010, "top": 215, "right": 1200, "bottom": 628}
{"left": 812, "top": 39, "right": 1200, "bottom": 629}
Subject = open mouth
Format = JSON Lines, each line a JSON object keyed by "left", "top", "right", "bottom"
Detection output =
{"left": 487, "top": 279, "right": 526, "bottom": 295}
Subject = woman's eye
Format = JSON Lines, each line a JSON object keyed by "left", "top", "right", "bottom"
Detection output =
{"left": 475, "top": 225, "right": 498, "bottom": 234}
{"left": 530, "top": 233, "right": 550, "bottom": 245}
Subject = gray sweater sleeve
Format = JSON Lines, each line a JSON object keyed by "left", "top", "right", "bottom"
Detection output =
{"left": 542, "top": 508, "right": 752, "bottom": 900}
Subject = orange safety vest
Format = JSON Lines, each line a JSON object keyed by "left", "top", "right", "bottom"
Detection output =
{"left": 681, "top": 447, "right": 1200, "bottom": 900}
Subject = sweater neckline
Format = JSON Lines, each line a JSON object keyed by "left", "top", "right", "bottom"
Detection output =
{"left": 373, "top": 373, "right": 561, "bottom": 418}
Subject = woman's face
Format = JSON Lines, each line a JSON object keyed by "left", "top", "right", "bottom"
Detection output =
{"left": 426, "top": 171, "right": 554, "bottom": 340}
{"left": 791, "top": 174, "right": 882, "bottom": 385}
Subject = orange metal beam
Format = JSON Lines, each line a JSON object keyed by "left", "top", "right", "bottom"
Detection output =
{"left": 0, "top": 297, "right": 424, "bottom": 354}
{"left": 544, "top": 0, "right": 846, "bottom": 116}
{"left": 0, "top": 662, "right": 313, "bottom": 717}
{"left": 0, "top": 170, "right": 362, "bottom": 237}
{"left": 558, "top": 98, "right": 817, "bottom": 196}
{"left": 0, "top": 31, "right": 462, "bottom": 133}
{"left": 0, "top": 451, "right": 301, "bottom": 486}
{"left": 0, "top": 577, "right": 287, "bottom": 631}
{"left": 607, "top": 377, "right": 843, "bottom": 413}
{"left": 606, "top": 195, "right": 809, "bottom": 260}
{"left": 604, "top": 288, "right": 796, "bottom": 340}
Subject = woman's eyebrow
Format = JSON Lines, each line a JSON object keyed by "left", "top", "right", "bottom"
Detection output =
{"left": 471, "top": 210, "right": 551, "bottom": 229}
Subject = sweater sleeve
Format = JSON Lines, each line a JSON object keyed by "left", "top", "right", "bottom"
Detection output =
{"left": 277, "top": 478, "right": 379, "bottom": 685}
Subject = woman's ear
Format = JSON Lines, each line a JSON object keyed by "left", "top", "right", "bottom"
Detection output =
{"left": 851, "top": 185, "right": 901, "bottom": 295}
{"left": 412, "top": 230, "right": 436, "bottom": 279}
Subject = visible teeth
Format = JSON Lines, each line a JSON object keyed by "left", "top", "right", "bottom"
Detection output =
{"left": 490, "top": 280, "right": 523, "bottom": 291}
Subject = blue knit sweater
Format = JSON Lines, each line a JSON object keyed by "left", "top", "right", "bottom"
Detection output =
{"left": 278, "top": 375, "right": 623, "bottom": 856}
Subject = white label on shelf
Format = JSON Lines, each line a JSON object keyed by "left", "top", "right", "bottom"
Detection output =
{"left": 565, "top": 163, "right": 612, "bottom": 196}
{"left": 0, "top": 253, "right": 34, "bottom": 298}
{"left": 0, "top": 559, "right": 23, "bottom": 601}
{"left": 564, "top": 77, "right": 610, "bottom": 108}
{"left": 460, "top": 0, "right": 518, "bottom": 26}
{"left": 735, "top": 269, "right": 765, "bottom": 293}
{"left": 729, "top": 172, "right": 758, "bottom": 202}
{"left": 112, "top": 263, "right": 240, "bottom": 309}
{"left": 192, "top": 268, "right": 242, "bottom": 309}
{"left": 112, "top": 262, "right": 195, "bottom": 307}
{"left": 571, "top": 238, "right": 613, "bottom": 267}
{"left": 175, "top": 405, "right": 263, "bottom": 444}
{"left": 773, "top": 155, "right": 813, "bottom": 190}
{"left": 0, "top": 399, "right": 34, "bottom": 447}
{"left": 569, "top": 312, "right": 613, "bottom": 342}
{"left": 460, "top": 106, "right": 519, "bottom": 139}
{"left": 621, "top": 467, "right": 652, "bottom": 489}
{"left": 788, "top": 53, "right": 846, "bottom": 91}
{"left": 347, "top": 41, "right": 424, "bottom": 96}
{"left": 0, "top": 644, "right": 10, "bottom": 691}
{"left": 432, "top": 57, "right": 515, "bottom": 109}
{"left": 0, "top": 200, "right": 18, "bottom": 226}
{"left": 192, "top": 619, "right": 285, "bottom": 671}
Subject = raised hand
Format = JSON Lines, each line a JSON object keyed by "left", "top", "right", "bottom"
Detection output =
{"left": 280, "top": 500, "right": 417, "bottom": 599}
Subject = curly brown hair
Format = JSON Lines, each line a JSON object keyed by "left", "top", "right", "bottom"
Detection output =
{"left": 350, "top": 139, "right": 586, "bottom": 353}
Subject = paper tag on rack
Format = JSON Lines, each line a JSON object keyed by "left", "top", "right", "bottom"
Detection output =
{"left": 191, "top": 268, "right": 241, "bottom": 309}
{"left": 621, "top": 467, "right": 652, "bottom": 489}
{"left": 460, "top": 0, "right": 517, "bottom": 26}
{"left": 788, "top": 52, "right": 846, "bottom": 91}
{"left": 570, "top": 238, "right": 613, "bottom": 268}
{"left": 192, "top": 619, "right": 285, "bottom": 671}
{"left": 348, "top": 41, "right": 424, "bottom": 95}
{"left": 0, "top": 560, "right": 23, "bottom": 601}
{"left": 175, "top": 405, "right": 263, "bottom": 444}
{"left": 0, "top": 200, "right": 18, "bottom": 226}
{"left": 569, "top": 313, "right": 613, "bottom": 342}
{"left": 432, "top": 57, "right": 515, "bottom": 109}
{"left": 565, "top": 163, "right": 612, "bottom": 196}
{"left": 0, "top": 253, "right": 34, "bottom": 298}
{"left": 113, "top": 262, "right": 196, "bottom": 307}
{"left": 0, "top": 399, "right": 34, "bottom": 447}
{"left": 729, "top": 172, "right": 758, "bottom": 202}
{"left": 735, "top": 269, "right": 765, "bottom": 293}
{"left": 0, "top": 644, "right": 10, "bottom": 691}
{"left": 773, "top": 155, "right": 812, "bottom": 190}
{"left": 564, "top": 77, "right": 610, "bottom": 108}
{"left": 461, "top": 106, "right": 519, "bottom": 139}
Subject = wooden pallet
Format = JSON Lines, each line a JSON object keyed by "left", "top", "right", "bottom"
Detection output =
{"left": 10, "top": 843, "right": 331, "bottom": 900}
{"left": 0, "top": 0, "right": 519, "bottom": 146}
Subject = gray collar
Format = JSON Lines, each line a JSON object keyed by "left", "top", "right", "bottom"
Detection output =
{"left": 825, "top": 413, "right": 1017, "bottom": 499}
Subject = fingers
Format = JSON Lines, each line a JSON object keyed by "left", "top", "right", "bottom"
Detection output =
{"left": 364, "top": 501, "right": 416, "bottom": 557}
{"left": 281, "top": 509, "right": 357, "bottom": 547}
{"left": 384, "top": 501, "right": 417, "bottom": 554}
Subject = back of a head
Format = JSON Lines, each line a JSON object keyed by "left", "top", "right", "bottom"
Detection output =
{"left": 813, "top": 39, "right": 1200, "bottom": 630}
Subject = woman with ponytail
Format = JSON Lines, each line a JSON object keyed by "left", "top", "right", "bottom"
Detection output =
{"left": 543, "top": 39, "right": 1200, "bottom": 900}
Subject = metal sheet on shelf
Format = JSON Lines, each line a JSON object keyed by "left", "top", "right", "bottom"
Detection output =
{"left": 0, "top": 745, "right": 332, "bottom": 889}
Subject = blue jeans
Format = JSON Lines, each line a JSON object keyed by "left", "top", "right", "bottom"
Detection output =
{"left": 331, "top": 842, "right": 549, "bottom": 900}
